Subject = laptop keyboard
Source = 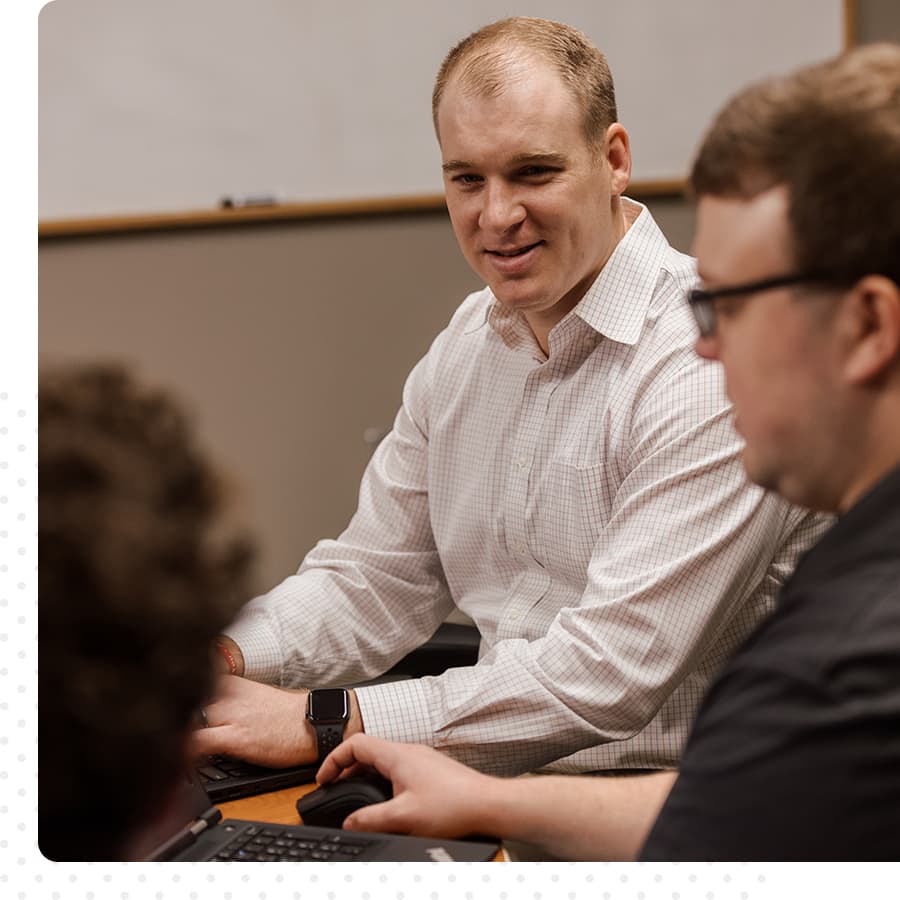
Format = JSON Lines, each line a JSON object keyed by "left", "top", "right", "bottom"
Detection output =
{"left": 197, "top": 755, "right": 271, "bottom": 783}
{"left": 214, "top": 823, "right": 380, "bottom": 861}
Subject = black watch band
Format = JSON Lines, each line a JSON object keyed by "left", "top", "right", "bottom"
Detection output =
{"left": 312, "top": 722, "right": 344, "bottom": 759}
{"left": 306, "top": 688, "right": 350, "bottom": 763}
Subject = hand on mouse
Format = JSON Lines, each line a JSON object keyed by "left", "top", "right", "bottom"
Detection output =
{"left": 316, "top": 733, "right": 499, "bottom": 838}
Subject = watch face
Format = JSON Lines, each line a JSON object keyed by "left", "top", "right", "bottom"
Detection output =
{"left": 308, "top": 689, "right": 348, "bottom": 722}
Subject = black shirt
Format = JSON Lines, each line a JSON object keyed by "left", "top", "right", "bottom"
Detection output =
{"left": 641, "top": 465, "right": 900, "bottom": 861}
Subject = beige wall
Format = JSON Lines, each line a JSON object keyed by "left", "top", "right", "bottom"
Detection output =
{"left": 40, "top": 213, "right": 475, "bottom": 591}
{"left": 39, "top": 0, "right": 899, "bottom": 593}
{"left": 39, "top": 196, "right": 694, "bottom": 592}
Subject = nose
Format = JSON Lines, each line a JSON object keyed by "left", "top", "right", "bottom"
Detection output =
{"left": 693, "top": 331, "right": 720, "bottom": 361}
{"left": 478, "top": 180, "right": 525, "bottom": 233}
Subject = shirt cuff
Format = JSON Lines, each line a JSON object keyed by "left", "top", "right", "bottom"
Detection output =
{"left": 222, "top": 611, "right": 285, "bottom": 684}
{"left": 354, "top": 678, "right": 436, "bottom": 747}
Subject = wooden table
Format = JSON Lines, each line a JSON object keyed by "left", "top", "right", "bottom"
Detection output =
{"left": 218, "top": 782, "right": 319, "bottom": 825}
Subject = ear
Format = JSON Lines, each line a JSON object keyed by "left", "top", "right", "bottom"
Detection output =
{"left": 604, "top": 123, "right": 631, "bottom": 196}
{"left": 842, "top": 275, "right": 900, "bottom": 385}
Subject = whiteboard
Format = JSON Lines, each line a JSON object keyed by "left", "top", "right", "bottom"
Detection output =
{"left": 38, "top": 0, "right": 846, "bottom": 221}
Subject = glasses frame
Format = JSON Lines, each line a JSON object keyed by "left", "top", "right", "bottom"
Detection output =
{"left": 688, "top": 272, "right": 831, "bottom": 337}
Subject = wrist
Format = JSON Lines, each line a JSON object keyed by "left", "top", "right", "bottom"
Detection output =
{"left": 346, "top": 689, "right": 364, "bottom": 736}
{"left": 306, "top": 688, "right": 353, "bottom": 762}
{"left": 473, "top": 773, "right": 532, "bottom": 843}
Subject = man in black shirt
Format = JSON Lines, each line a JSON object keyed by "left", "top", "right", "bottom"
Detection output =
{"left": 641, "top": 469, "right": 900, "bottom": 859}
{"left": 312, "top": 43, "right": 900, "bottom": 860}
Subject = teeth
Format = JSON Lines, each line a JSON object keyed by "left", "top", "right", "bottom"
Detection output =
{"left": 495, "top": 245, "right": 533, "bottom": 257}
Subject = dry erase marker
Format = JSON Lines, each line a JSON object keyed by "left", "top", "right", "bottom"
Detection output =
{"left": 219, "top": 193, "right": 280, "bottom": 209}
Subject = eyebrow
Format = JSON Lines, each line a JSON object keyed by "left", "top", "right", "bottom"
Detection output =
{"left": 441, "top": 160, "right": 473, "bottom": 174}
{"left": 441, "top": 151, "right": 569, "bottom": 174}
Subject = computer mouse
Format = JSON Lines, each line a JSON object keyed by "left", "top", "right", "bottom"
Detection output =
{"left": 295, "top": 773, "right": 393, "bottom": 829}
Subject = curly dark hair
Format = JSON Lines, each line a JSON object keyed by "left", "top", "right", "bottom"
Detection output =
{"left": 39, "top": 364, "right": 255, "bottom": 860}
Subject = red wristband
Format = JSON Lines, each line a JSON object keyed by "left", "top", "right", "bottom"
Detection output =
{"left": 214, "top": 640, "right": 238, "bottom": 675}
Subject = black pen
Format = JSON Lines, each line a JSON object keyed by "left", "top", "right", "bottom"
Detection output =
{"left": 220, "top": 193, "right": 280, "bottom": 209}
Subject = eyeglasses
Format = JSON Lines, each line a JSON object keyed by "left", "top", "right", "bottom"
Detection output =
{"left": 688, "top": 272, "right": 831, "bottom": 337}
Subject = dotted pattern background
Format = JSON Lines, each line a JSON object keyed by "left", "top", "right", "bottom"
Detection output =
{"left": 10, "top": 0, "right": 892, "bottom": 896}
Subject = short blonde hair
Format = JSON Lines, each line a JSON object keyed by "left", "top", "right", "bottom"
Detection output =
{"left": 432, "top": 16, "right": 617, "bottom": 149}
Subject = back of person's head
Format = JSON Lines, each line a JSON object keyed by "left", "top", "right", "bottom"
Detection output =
{"left": 690, "top": 42, "right": 900, "bottom": 287}
{"left": 39, "top": 364, "right": 254, "bottom": 861}
{"left": 432, "top": 16, "right": 617, "bottom": 150}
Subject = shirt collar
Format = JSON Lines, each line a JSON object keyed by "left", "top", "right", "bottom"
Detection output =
{"left": 573, "top": 199, "right": 674, "bottom": 345}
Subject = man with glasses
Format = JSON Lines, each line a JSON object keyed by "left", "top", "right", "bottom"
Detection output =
{"left": 316, "top": 43, "right": 900, "bottom": 860}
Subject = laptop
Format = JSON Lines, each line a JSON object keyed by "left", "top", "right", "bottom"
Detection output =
{"left": 196, "top": 755, "right": 319, "bottom": 803}
{"left": 148, "top": 776, "right": 500, "bottom": 862}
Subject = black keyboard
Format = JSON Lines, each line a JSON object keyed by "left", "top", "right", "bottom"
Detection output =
{"left": 197, "top": 755, "right": 274, "bottom": 783}
{"left": 214, "top": 823, "right": 379, "bottom": 862}
{"left": 194, "top": 754, "right": 319, "bottom": 803}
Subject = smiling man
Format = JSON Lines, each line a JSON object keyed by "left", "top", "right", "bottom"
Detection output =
{"left": 435, "top": 43, "right": 630, "bottom": 352}
{"left": 194, "top": 17, "right": 824, "bottom": 779}
{"left": 317, "top": 42, "right": 900, "bottom": 861}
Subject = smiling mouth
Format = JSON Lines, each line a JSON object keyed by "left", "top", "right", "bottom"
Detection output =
{"left": 487, "top": 241, "right": 544, "bottom": 257}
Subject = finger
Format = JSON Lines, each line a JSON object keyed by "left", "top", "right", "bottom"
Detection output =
{"left": 343, "top": 798, "right": 406, "bottom": 835}
{"left": 317, "top": 733, "right": 390, "bottom": 783}
{"left": 334, "top": 761, "right": 369, "bottom": 782}
{"left": 316, "top": 750, "right": 358, "bottom": 783}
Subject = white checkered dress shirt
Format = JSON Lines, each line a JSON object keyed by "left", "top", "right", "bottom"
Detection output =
{"left": 227, "top": 201, "right": 829, "bottom": 775}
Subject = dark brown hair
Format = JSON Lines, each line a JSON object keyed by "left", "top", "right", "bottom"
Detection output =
{"left": 690, "top": 43, "right": 900, "bottom": 285}
{"left": 432, "top": 16, "right": 617, "bottom": 149}
{"left": 39, "top": 364, "right": 254, "bottom": 860}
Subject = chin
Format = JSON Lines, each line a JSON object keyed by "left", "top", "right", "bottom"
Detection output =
{"left": 746, "top": 460, "right": 814, "bottom": 509}
{"left": 740, "top": 450, "right": 777, "bottom": 493}
{"left": 490, "top": 287, "right": 541, "bottom": 311}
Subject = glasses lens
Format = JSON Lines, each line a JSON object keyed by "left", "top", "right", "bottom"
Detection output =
{"left": 688, "top": 292, "right": 715, "bottom": 337}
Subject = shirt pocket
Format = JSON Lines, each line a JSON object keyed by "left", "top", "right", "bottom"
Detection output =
{"left": 532, "top": 456, "right": 612, "bottom": 583}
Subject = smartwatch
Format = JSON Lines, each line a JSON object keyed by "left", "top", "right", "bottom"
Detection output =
{"left": 306, "top": 688, "right": 350, "bottom": 762}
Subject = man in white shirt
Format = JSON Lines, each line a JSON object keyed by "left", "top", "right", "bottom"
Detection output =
{"left": 192, "top": 16, "right": 825, "bottom": 775}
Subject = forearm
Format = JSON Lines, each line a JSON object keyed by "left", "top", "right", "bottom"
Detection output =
{"left": 225, "top": 570, "right": 452, "bottom": 687}
{"left": 357, "top": 633, "right": 691, "bottom": 774}
{"left": 479, "top": 770, "right": 677, "bottom": 860}
{"left": 224, "top": 384, "right": 453, "bottom": 687}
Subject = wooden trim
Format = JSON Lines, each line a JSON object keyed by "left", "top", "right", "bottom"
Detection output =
{"left": 843, "top": 0, "right": 857, "bottom": 48}
{"left": 38, "top": 179, "right": 687, "bottom": 240}
{"left": 38, "top": 193, "right": 449, "bottom": 239}
{"left": 625, "top": 178, "right": 686, "bottom": 197}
